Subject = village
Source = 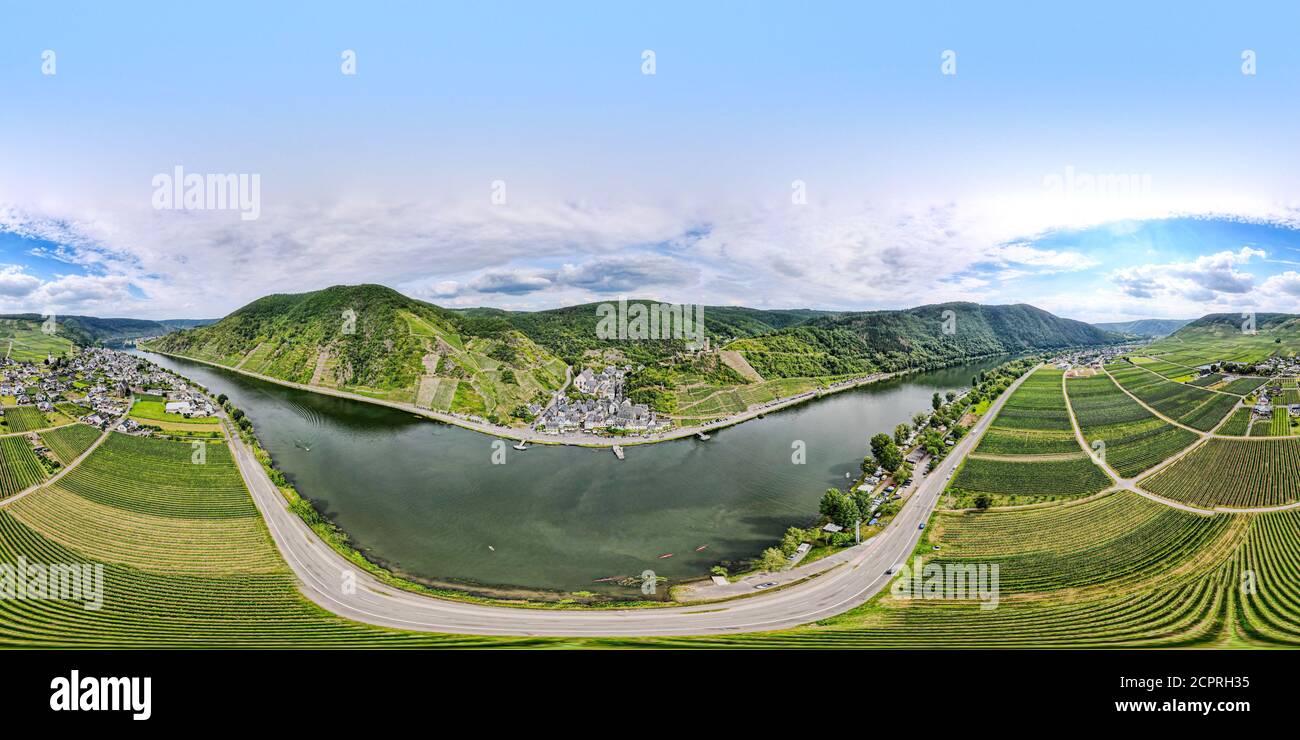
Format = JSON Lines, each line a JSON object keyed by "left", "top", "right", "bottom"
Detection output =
{"left": 529, "top": 365, "right": 673, "bottom": 436}
{"left": 1, "top": 347, "right": 217, "bottom": 436}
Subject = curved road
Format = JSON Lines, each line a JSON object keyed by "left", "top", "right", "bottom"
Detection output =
{"left": 220, "top": 365, "right": 1040, "bottom": 636}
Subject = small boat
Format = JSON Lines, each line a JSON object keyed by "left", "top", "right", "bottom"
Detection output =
{"left": 487, "top": 545, "right": 495, "bottom": 552}
{"left": 694, "top": 544, "right": 708, "bottom": 552}
{"left": 513, "top": 441, "right": 528, "bottom": 450}
{"left": 592, "top": 576, "right": 622, "bottom": 583}
{"left": 657, "top": 553, "right": 674, "bottom": 559}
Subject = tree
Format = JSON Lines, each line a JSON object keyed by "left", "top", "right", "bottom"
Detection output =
{"left": 932, "top": 392, "right": 942, "bottom": 410}
{"left": 913, "top": 411, "right": 929, "bottom": 428}
{"left": 876, "top": 443, "right": 903, "bottom": 473}
{"left": 895, "top": 461, "right": 914, "bottom": 485}
{"left": 945, "top": 390, "right": 957, "bottom": 402}
{"left": 780, "top": 526, "right": 805, "bottom": 556}
{"left": 831, "top": 495, "right": 861, "bottom": 529}
{"left": 973, "top": 493, "right": 993, "bottom": 510}
{"left": 894, "top": 423, "right": 910, "bottom": 446}
{"left": 819, "top": 488, "right": 842, "bottom": 519}
{"left": 760, "top": 547, "right": 787, "bottom": 572}
{"left": 216, "top": 393, "right": 228, "bottom": 405}
{"left": 870, "top": 432, "right": 893, "bottom": 462}
{"left": 819, "top": 489, "right": 860, "bottom": 530}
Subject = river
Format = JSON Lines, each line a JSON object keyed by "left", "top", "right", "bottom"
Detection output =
{"left": 131, "top": 350, "right": 1004, "bottom": 599}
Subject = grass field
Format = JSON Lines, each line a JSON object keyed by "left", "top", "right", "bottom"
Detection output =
{"left": 129, "top": 398, "right": 219, "bottom": 425}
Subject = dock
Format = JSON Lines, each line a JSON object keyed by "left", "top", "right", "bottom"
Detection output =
{"left": 696, "top": 431, "right": 710, "bottom": 440}
{"left": 612, "top": 444, "right": 625, "bottom": 460}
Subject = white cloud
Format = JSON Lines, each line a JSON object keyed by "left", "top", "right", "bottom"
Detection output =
{"left": 1109, "top": 247, "right": 1265, "bottom": 303}
{"left": 0, "top": 266, "right": 42, "bottom": 298}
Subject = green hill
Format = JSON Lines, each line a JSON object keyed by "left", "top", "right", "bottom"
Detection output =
{"left": 146, "top": 285, "right": 570, "bottom": 421}
{"left": 1092, "top": 318, "right": 1192, "bottom": 337}
{"left": 146, "top": 287, "right": 1128, "bottom": 423}
{"left": 1144, "top": 313, "right": 1300, "bottom": 366}
{"left": 0, "top": 317, "right": 76, "bottom": 362}
{"left": 0, "top": 313, "right": 212, "bottom": 347}
{"left": 726, "top": 302, "right": 1122, "bottom": 378}
{"left": 456, "top": 301, "right": 837, "bottom": 366}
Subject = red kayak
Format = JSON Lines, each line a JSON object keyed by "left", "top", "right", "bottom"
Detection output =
{"left": 694, "top": 544, "right": 708, "bottom": 552}
{"left": 658, "top": 553, "right": 674, "bottom": 559}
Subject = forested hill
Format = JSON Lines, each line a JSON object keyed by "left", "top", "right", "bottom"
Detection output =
{"left": 146, "top": 286, "right": 1125, "bottom": 418}
{"left": 1092, "top": 318, "right": 1192, "bottom": 337}
{"left": 1170, "top": 313, "right": 1300, "bottom": 337}
{"left": 726, "top": 302, "right": 1122, "bottom": 378}
{"left": 148, "top": 284, "right": 475, "bottom": 390}
{"left": 456, "top": 301, "right": 839, "bottom": 365}
{"left": 0, "top": 313, "right": 212, "bottom": 346}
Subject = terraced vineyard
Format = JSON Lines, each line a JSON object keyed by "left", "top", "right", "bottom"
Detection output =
{"left": 38, "top": 424, "right": 101, "bottom": 464}
{"left": 1066, "top": 373, "right": 1199, "bottom": 477}
{"left": 646, "top": 500, "right": 1300, "bottom": 648}
{"left": 1188, "top": 373, "right": 1223, "bottom": 388}
{"left": 0, "top": 433, "right": 540, "bottom": 648}
{"left": 928, "top": 491, "right": 1230, "bottom": 592}
{"left": 0, "top": 436, "right": 46, "bottom": 499}
{"left": 2, "top": 406, "right": 50, "bottom": 433}
{"left": 972, "top": 368, "right": 1085, "bottom": 455}
{"left": 1107, "top": 363, "right": 1237, "bottom": 431}
{"left": 1220, "top": 376, "right": 1269, "bottom": 396}
{"left": 948, "top": 368, "right": 1111, "bottom": 505}
{"left": 1219, "top": 407, "right": 1253, "bottom": 436}
{"left": 1129, "top": 356, "right": 1195, "bottom": 380}
{"left": 1142, "top": 437, "right": 1300, "bottom": 508}
{"left": 54, "top": 433, "right": 260, "bottom": 519}
{"left": 1270, "top": 409, "right": 1291, "bottom": 436}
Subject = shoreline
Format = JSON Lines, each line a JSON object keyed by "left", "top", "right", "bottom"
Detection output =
{"left": 139, "top": 346, "right": 1021, "bottom": 605}
{"left": 139, "top": 347, "right": 1003, "bottom": 448}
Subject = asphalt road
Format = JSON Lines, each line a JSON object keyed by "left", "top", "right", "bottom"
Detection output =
{"left": 221, "top": 366, "right": 1038, "bottom": 636}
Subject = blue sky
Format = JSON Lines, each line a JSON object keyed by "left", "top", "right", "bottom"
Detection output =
{"left": 1, "top": 1, "right": 1298, "bottom": 320}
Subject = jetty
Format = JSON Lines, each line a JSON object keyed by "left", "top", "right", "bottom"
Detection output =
{"left": 696, "top": 431, "right": 711, "bottom": 440}
{"left": 612, "top": 444, "right": 625, "bottom": 460}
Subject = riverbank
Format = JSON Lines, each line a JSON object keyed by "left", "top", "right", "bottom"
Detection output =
{"left": 141, "top": 347, "right": 1004, "bottom": 448}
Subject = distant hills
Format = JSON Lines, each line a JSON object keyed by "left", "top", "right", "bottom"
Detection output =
{"left": 143, "top": 285, "right": 1127, "bottom": 421}
{"left": 727, "top": 302, "right": 1121, "bottom": 377}
{"left": 0, "top": 314, "right": 214, "bottom": 347}
{"left": 1092, "top": 318, "right": 1193, "bottom": 338}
